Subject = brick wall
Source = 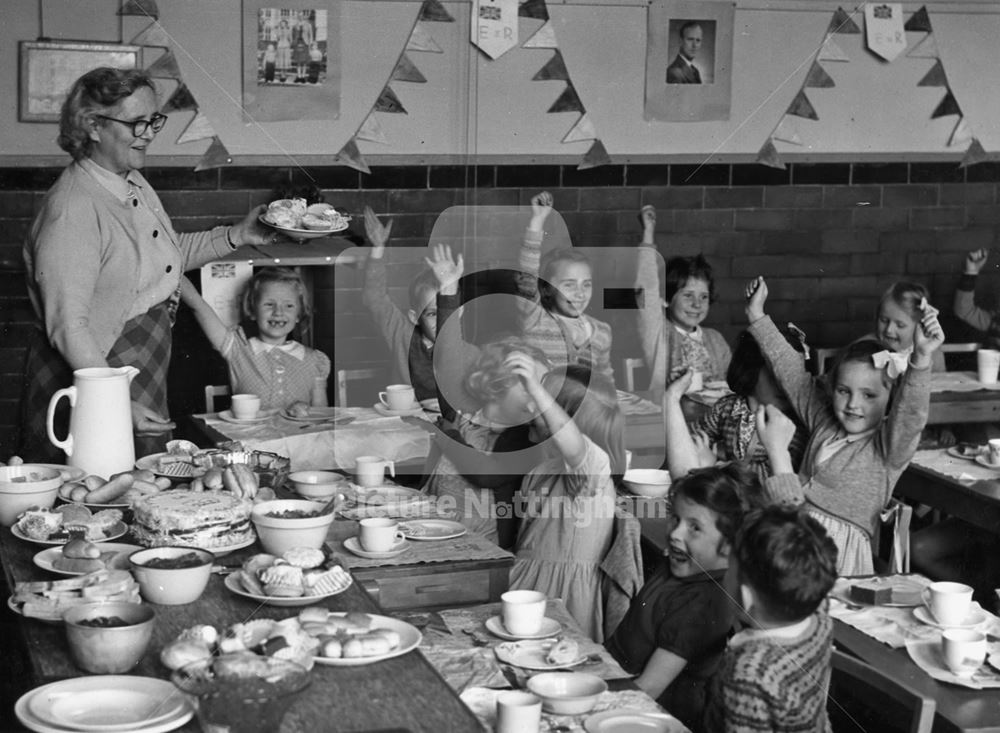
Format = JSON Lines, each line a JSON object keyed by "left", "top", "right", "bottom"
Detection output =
{"left": 2, "top": 160, "right": 999, "bottom": 456}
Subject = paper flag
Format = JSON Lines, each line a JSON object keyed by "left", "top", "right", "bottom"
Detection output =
{"left": 960, "top": 139, "right": 988, "bottom": 168}
{"left": 176, "top": 111, "right": 215, "bottom": 145}
{"left": 577, "top": 140, "right": 610, "bottom": 170}
{"left": 194, "top": 137, "right": 232, "bottom": 172}
{"left": 130, "top": 21, "right": 171, "bottom": 47}
{"left": 906, "top": 32, "right": 938, "bottom": 58}
{"left": 548, "top": 83, "right": 584, "bottom": 113}
{"left": 948, "top": 117, "right": 973, "bottom": 147}
{"left": 336, "top": 139, "right": 371, "bottom": 174}
{"left": 161, "top": 83, "right": 196, "bottom": 113}
{"left": 931, "top": 91, "right": 961, "bottom": 119}
{"left": 756, "top": 139, "right": 786, "bottom": 170}
{"left": 533, "top": 51, "right": 569, "bottom": 81}
{"left": 818, "top": 35, "right": 850, "bottom": 62}
{"left": 519, "top": 0, "right": 549, "bottom": 20}
{"left": 772, "top": 117, "right": 803, "bottom": 146}
{"left": 375, "top": 86, "right": 407, "bottom": 114}
{"left": 392, "top": 54, "right": 427, "bottom": 83}
{"left": 804, "top": 62, "right": 835, "bottom": 88}
{"left": 917, "top": 60, "right": 947, "bottom": 87}
{"left": 145, "top": 50, "right": 182, "bottom": 79}
{"left": 786, "top": 91, "right": 819, "bottom": 120}
{"left": 356, "top": 112, "right": 390, "bottom": 145}
{"left": 407, "top": 23, "right": 444, "bottom": 53}
{"left": 828, "top": 7, "right": 860, "bottom": 34}
{"left": 473, "top": 0, "right": 519, "bottom": 60}
{"left": 904, "top": 5, "right": 932, "bottom": 32}
{"left": 523, "top": 21, "right": 557, "bottom": 48}
{"left": 562, "top": 114, "right": 596, "bottom": 143}
{"left": 865, "top": 3, "right": 907, "bottom": 62}
{"left": 118, "top": 0, "right": 159, "bottom": 18}
{"left": 419, "top": 0, "right": 454, "bottom": 22}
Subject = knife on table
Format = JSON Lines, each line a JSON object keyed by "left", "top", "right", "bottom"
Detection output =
{"left": 300, "top": 416, "right": 356, "bottom": 429}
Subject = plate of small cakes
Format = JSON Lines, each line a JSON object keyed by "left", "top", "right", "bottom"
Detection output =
{"left": 224, "top": 548, "right": 354, "bottom": 606}
{"left": 260, "top": 199, "right": 351, "bottom": 241}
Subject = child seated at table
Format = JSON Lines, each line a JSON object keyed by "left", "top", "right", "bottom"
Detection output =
{"left": 634, "top": 205, "right": 731, "bottom": 404}
{"left": 664, "top": 328, "right": 809, "bottom": 485}
{"left": 744, "top": 276, "right": 943, "bottom": 576}
{"left": 955, "top": 248, "right": 1000, "bottom": 348}
{"left": 703, "top": 504, "right": 838, "bottom": 733}
{"left": 512, "top": 191, "right": 614, "bottom": 380}
{"left": 180, "top": 268, "right": 330, "bottom": 410}
{"left": 604, "top": 463, "right": 765, "bottom": 730}
{"left": 862, "top": 281, "right": 946, "bottom": 374}
{"left": 361, "top": 206, "right": 440, "bottom": 402}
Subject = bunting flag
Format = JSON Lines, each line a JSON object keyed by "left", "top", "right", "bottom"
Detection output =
{"left": 119, "top": 0, "right": 159, "bottom": 18}
{"left": 194, "top": 137, "right": 232, "bottom": 172}
{"left": 391, "top": 54, "right": 427, "bottom": 83}
{"left": 532, "top": 51, "right": 569, "bottom": 81}
{"left": 562, "top": 114, "right": 596, "bottom": 143}
{"left": 772, "top": 117, "right": 803, "bottom": 146}
{"left": 175, "top": 111, "right": 215, "bottom": 145}
{"left": 804, "top": 62, "right": 835, "bottom": 88}
{"left": 577, "top": 140, "right": 610, "bottom": 170}
{"left": 519, "top": 0, "right": 548, "bottom": 20}
{"left": 906, "top": 32, "right": 938, "bottom": 58}
{"left": 419, "top": 0, "right": 454, "bottom": 23}
{"left": 917, "top": 60, "right": 947, "bottom": 87}
{"left": 130, "top": 21, "right": 171, "bottom": 48}
{"left": 817, "top": 35, "right": 850, "bottom": 62}
{"left": 336, "top": 139, "right": 371, "bottom": 174}
{"left": 904, "top": 5, "right": 932, "bottom": 32}
{"left": 145, "top": 50, "right": 182, "bottom": 79}
{"left": 828, "top": 7, "right": 860, "bottom": 34}
{"left": 523, "top": 21, "right": 557, "bottom": 49}
{"left": 756, "top": 139, "right": 786, "bottom": 170}
{"left": 161, "top": 83, "right": 197, "bottom": 113}
{"left": 931, "top": 91, "right": 961, "bottom": 119}
{"left": 960, "top": 138, "right": 988, "bottom": 168}
{"left": 948, "top": 117, "right": 973, "bottom": 148}
{"left": 356, "top": 112, "right": 390, "bottom": 145}
{"left": 786, "top": 91, "right": 818, "bottom": 120}
{"left": 407, "top": 23, "right": 444, "bottom": 53}
{"left": 548, "top": 83, "right": 584, "bottom": 113}
{"left": 374, "top": 86, "right": 407, "bottom": 114}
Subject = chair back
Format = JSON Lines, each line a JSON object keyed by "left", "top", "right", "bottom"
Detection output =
{"left": 813, "top": 347, "right": 839, "bottom": 375}
{"left": 336, "top": 367, "right": 382, "bottom": 407}
{"left": 621, "top": 357, "right": 646, "bottom": 393}
{"left": 204, "top": 384, "right": 231, "bottom": 413}
{"left": 828, "top": 649, "right": 935, "bottom": 733}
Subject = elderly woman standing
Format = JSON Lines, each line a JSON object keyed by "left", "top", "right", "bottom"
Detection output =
{"left": 20, "top": 66, "right": 273, "bottom": 462}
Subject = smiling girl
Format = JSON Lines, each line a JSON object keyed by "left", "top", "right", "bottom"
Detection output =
{"left": 180, "top": 268, "right": 330, "bottom": 410}
{"left": 861, "top": 281, "right": 945, "bottom": 373}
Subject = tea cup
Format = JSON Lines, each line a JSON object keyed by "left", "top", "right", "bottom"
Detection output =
{"left": 358, "top": 517, "right": 405, "bottom": 553}
{"left": 496, "top": 691, "right": 542, "bottom": 733}
{"left": 942, "top": 628, "right": 986, "bottom": 677}
{"left": 989, "top": 439, "right": 1000, "bottom": 466}
{"left": 501, "top": 590, "right": 547, "bottom": 636}
{"left": 978, "top": 349, "right": 1000, "bottom": 386}
{"left": 354, "top": 455, "right": 395, "bottom": 488}
{"left": 923, "top": 581, "right": 974, "bottom": 626}
{"left": 231, "top": 394, "right": 261, "bottom": 419}
{"left": 379, "top": 384, "right": 417, "bottom": 412}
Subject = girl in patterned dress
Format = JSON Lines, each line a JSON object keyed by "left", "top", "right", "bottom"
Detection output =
{"left": 180, "top": 267, "right": 330, "bottom": 411}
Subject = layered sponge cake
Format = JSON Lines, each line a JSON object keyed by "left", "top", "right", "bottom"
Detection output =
{"left": 131, "top": 491, "right": 254, "bottom": 549}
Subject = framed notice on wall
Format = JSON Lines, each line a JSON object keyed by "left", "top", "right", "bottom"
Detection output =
{"left": 19, "top": 41, "right": 139, "bottom": 122}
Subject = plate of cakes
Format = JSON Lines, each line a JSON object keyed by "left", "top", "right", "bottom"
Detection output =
{"left": 225, "top": 549, "right": 353, "bottom": 606}
{"left": 261, "top": 199, "right": 350, "bottom": 241}
{"left": 13, "top": 505, "right": 127, "bottom": 546}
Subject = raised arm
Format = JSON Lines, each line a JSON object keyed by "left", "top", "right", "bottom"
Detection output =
{"left": 953, "top": 248, "right": 996, "bottom": 332}
{"left": 179, "top": 276, "right": 230, "bottom": 352}
{"left": 513, "top": 191, "right": 554, "bottom": 319}
{"left": 512, "top": 352, "right": 588, "bottom": 470}
{"left": 664, "top": 370, "right": 714, "bottom": 479}
{"left": 755, "top": 403, "right": 806, "bottom": 505}
{"left": 634, "top": 205, "right": 669, "bottom": 403}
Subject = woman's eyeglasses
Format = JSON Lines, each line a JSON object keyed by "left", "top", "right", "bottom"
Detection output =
{"left": 96, "top": 112, "right": 168, "bottom": 137}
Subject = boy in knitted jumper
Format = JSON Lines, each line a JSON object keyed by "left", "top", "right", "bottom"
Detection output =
{"left": 703, "top": 504, "right": 838, "bottom": 733}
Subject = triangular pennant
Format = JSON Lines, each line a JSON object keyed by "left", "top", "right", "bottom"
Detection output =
{"left": 130, "top": 21, "right": 171, "bottom": 47}
{"left": 533, "top": 51, "right": 569, "bottom": 82}
{"left": 948, "top": 117, "right": 973, "bottom": 147}
{"left": 772, "top": 116, "right": 803, "bottom": 146}
{"left": 336, "top": 139, "right": 371, "bottom": 174}
{"left": 419, "top": 0, "right": 454, "bottom": 22}
{"left": 176, "top": 111, "right": 215, "bottom": 145}
{"left": 828, "top": 7, "right": 860, "bottom": 34}
{"left": 906, "top": 32, "right": 938, "bottom": 58}
{"left": 960, "top": 139, "right": 988, "bottom": 169}
{"left": 817, "top": 34, "right": 850, "bottom": 62}
{"left": 194, "top": 137, "right": 232, "bottom": 172}
{"left": 145, "top": 50, "right": 182, "bottom": 79}
{"left": 804, "top": 62, "right": 835, "bottom": 88}
{"left": 931, "top": 91, "right": 961, "bottom": 119}
{"left": 519, "top": 0, "right": 548, "bottom": 20}
{"left": 786, "top": 91, "right": 818, "bottom": 120}
{"left": 917, "top": 60, "right": 947, "bottom": 87}
{"left": 904, "top": 5, "right": 932, "bottom": 32}
{"left": 406, "top": 23, "right": 443, "bottom": 53}
{"left": 118, "top": 0, "right": 159, "bottom": 18}
{"left": 375, "top": 86, "right": 407, "bottom": 114}
{"left": 577, "top": 140, "right": 610, "bottom": 170}
{"left": 756, "top": 139, "right": 786, "bottom": 170}
{"left": 391, "top": 54, "right": 427, "bottom": 83}
{"left": 523, "top": 21, "right": 557, "bottom": 49}
{"left": 547, "top": 83, "right": 584, "bottom": 113}
{"left": 562, "top": 114, "right": 596, "bottom": 143}
{"left": 356, "top": 112, "right": 390, "bottom": 145}
{"left": 161, "top": 83, "right": 197, "bottom": 113}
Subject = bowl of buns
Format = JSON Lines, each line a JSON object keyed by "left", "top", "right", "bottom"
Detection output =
{"left": 63, "top": 601, "right": 155, "bottom": 674}
{"left": 129, "top": 546, "right": 215, "bottom": 605}
{"left": 0, "top": 464, "right": 63, "bottom": 526}
{"left": 526, "top": 671, "right": 608, "bottom": 714}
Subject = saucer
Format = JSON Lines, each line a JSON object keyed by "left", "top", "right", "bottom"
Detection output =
{"left": 913, "top": 605, "right": 988, "bottom": 629}
{"left": 373, "top": 402, "right": 425, "bottom": 417}
{"left": 484, "top": 615, "right": 562, "bottom": 641}
{"left": 974, "top": 455, "right": 1000, "bottom": 470}
{"left": 947, "top": 444, "right": 984, "bottom": 461}
{"left": 218, "top": 408, "right": 277, "bottom": 425}
{"left": 343, "top": 535, "right": 409, "bottom": 559}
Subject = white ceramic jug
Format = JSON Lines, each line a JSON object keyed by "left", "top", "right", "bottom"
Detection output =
{"left": 46, "top": 366, "right": 139, "bottom": 478}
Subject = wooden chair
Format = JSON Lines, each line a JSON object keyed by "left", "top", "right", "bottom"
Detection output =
{"left": 813, "top": 347, "right": 839, "bottom": 375}
{"left": 621, "top": 357, "right": 647, "bottom": 393}
{"left": 940, "top": 342, "right": 980, "bottom": 371}
{"left": 336, "top": 368, "right": 381, "bottom": 407}
{"left": 204, "top": 384, "right": 231, "bottom": 413}
{"left": 828, "top": 649, "right": 935, "bottom": 733}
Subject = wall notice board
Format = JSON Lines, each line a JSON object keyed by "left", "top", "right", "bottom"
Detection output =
{"left": 1, "top": 0, "right": 999, "bottom": 163}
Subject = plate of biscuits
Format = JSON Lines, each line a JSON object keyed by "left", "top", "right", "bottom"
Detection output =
{"left": 224, "top": 549, "right": 353, "bottom": 606}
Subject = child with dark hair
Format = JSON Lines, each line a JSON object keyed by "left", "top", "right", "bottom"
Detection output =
{"left": 634, "top": 205, "right": 731, "bottom": 403}
{"left": 704, "top": 504, "right": 838, "bottom": 733}
{"left": 745, "top": 276, "right": 943, "bottom": 576}
{"left": 514, "top": 191, "right": 614, "bottom": 379}
{"left": 605, "top": 463, "right": 764, "bottom": 730}
{"left": 362, "top": 207, "right": 440, "bottom": 401}
{"left": 955, "top": 248, "right": 1000, "bottom": 347}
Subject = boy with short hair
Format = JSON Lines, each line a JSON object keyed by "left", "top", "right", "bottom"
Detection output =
{"left": 704, "top": 504, "right": 838, "bottom": 733}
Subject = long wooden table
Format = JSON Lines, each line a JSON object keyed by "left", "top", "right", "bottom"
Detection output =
{"left": 896, "top": 449, "right": 1000, "bottom": 533}
{"left": 0, "top": 526, "right": 482, "bottom": 732}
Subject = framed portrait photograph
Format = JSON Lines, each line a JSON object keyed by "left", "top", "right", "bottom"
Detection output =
{"left": 645, "top": 0, "right": 734, "bottom": 122}
{"left": 19, "top": 41, "right": 140, "bottom": 122}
